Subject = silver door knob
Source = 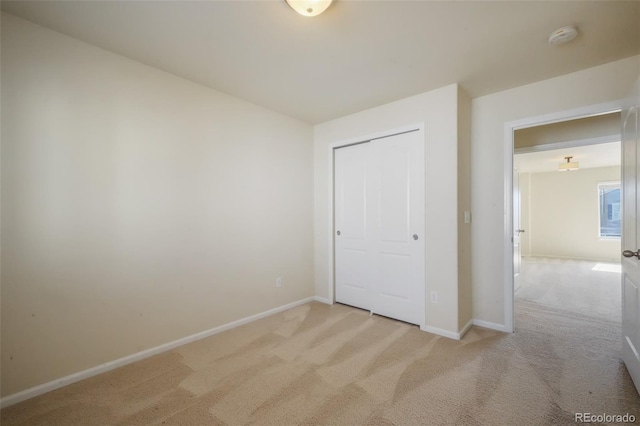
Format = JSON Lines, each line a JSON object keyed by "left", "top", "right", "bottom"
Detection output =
{"left": 517, "top": 229, "right": 526, "bottom": 234}
{"left": 622, "top": 249, "right": 640, "bottom": 259}
{"left": 412, "top": 234, "right": 419, "bottom": 240}
{"left": 336, "top": 230, "right": 341, "bottom": 236}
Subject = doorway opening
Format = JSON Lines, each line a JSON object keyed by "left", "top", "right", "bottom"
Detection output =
{"left": 503, "top": 101, "right": 623, "bottom": 332}
{"left": 513, "top": 117, "right": 621, "bottom": 322}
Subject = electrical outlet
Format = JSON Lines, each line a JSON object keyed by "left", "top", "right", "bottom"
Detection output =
{"left": 430, "top": 291, "right": 439, "bottom": 303}
{"left": 276, "top": 277, "right": 282, "bottom": 288}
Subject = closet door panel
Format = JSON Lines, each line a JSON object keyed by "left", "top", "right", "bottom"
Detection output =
{"left": 372, "top": 132, "right": 425, "bottom": 326}
{"left": 334, "top": 130, "right": 425, "bottom": 327}
{"left": 334, "top": 143, "right": 373, "bottom": 310}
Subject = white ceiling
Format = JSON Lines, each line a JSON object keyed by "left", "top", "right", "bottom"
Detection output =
{"left": 2, "top": 1, "right": 639, "bottom": 124}
{"left": 514, "top": 141, "right": 621, "bottom": 174}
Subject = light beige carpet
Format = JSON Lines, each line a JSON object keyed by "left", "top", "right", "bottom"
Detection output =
{"left": 2, "top": 300, "right": 639, "bottom": 425}
{"left": 515, "top": 256, "right": 622, "bottom": 323}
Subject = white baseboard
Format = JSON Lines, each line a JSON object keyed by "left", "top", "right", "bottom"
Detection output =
{"left": 0, "top": 296, "right": 316, "bottom": 409}
{"left": 421, "top": 324, "right": 464, "bottom": 340}
{"left": 421, "top": 319, "right": 507, "bottom": 340}
{"left": 472, "top": 319, "right": 509, "bottom": 333}
{"left": 313, "top": 296, "right": 332, "bottom": 305}
{"left": 527, "top": 254, "right": 619, "bottom": 263}
{"left": 458, "top": 319, "right": 473, "bottom": 339}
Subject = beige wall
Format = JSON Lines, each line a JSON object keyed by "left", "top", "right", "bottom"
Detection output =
{"left": 314, "top": 84, "right": 470, "bottom": 335}
{"left": 515, "top": 112, "right": 621, "bottom": 149}
{"left": 1, "top": 13, "right": 314, "bottom": 397}
{"left": 522, "top": 167, "right": 621, "bottom": 262}
{"left": 472, "top": 55, "right": 639, "bottom": 326}
{"left": 457, "top": 88, "right": 473, "bottom": 328}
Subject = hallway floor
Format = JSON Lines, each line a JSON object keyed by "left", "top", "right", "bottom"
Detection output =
{"left": 515, "top": 256, "right": 621, "bottom": 323}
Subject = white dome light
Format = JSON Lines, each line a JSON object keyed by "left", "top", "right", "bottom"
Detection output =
{"left": 286, "top": 0, "right": 333, "bottom": 17}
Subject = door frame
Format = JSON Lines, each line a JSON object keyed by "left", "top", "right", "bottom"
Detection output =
{"left": 502, "top": 101, "right": 623, "bottom": 333}
{"left": 513, "top": 168, "right": 521, "bottom": 278}
{"left": 327, "top": 123, "right": 425, "bottom": 321}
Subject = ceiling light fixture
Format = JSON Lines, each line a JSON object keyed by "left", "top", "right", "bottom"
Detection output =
{"left": 286, "top": 0, "right": 332, "bottom": 17}
{"left": 548, "top": 26, "right": 578, "bottom": 45}
{"left": 558, "top": 156, "right": 579, "bottom": 171}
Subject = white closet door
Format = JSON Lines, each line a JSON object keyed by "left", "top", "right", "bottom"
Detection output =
{"left": 334, "top": 131, "right": 425, "bottom": 326}
{"left": 334, "top": 143, "right": 375, "bottom": 311}
{"left": 370, "top": 132, "right": 425, "bottom": 325}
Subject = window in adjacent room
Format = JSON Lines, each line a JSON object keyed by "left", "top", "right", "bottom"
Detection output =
{"left": 598, "top": 181, "right": 621, "bottom": 238}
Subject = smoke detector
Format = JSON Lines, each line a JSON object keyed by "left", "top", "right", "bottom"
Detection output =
{"left": 548, "top": 26, "right": 578, "bottom": 45}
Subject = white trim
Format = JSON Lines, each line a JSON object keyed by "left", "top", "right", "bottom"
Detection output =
{"left": 503, "top": 100, "right": 624, "bottom": 335}
{"left": 528, "top": 253, "right": 621, "bottom": 262}
{"left": 313, "top": 296, "right": 333, "bottom": 305}
{"left": 327, "top": 123, "right": 426, "bottom": 329}
{"left": 513, "top": 134, "right": 620, "bottom": 154}
{"left": 458, "top": 319, "right": 473, "bottom": 339}
{"left": 504, "top": 123, "right": 515, "bottom": 333}
{"left": 506, "top": 102, "right": 622, "bottom": 131}
{"left": 0, "top": 297, "right": 316, "bottom": 409}
{"left": 327, "top": 146, "right": 335, "bottom": 306}
{"left": 472, "top": 319, "right": 510, "bottom": 333}
{"left": 421, "top": 323, "right": 471, "bottom": 340}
